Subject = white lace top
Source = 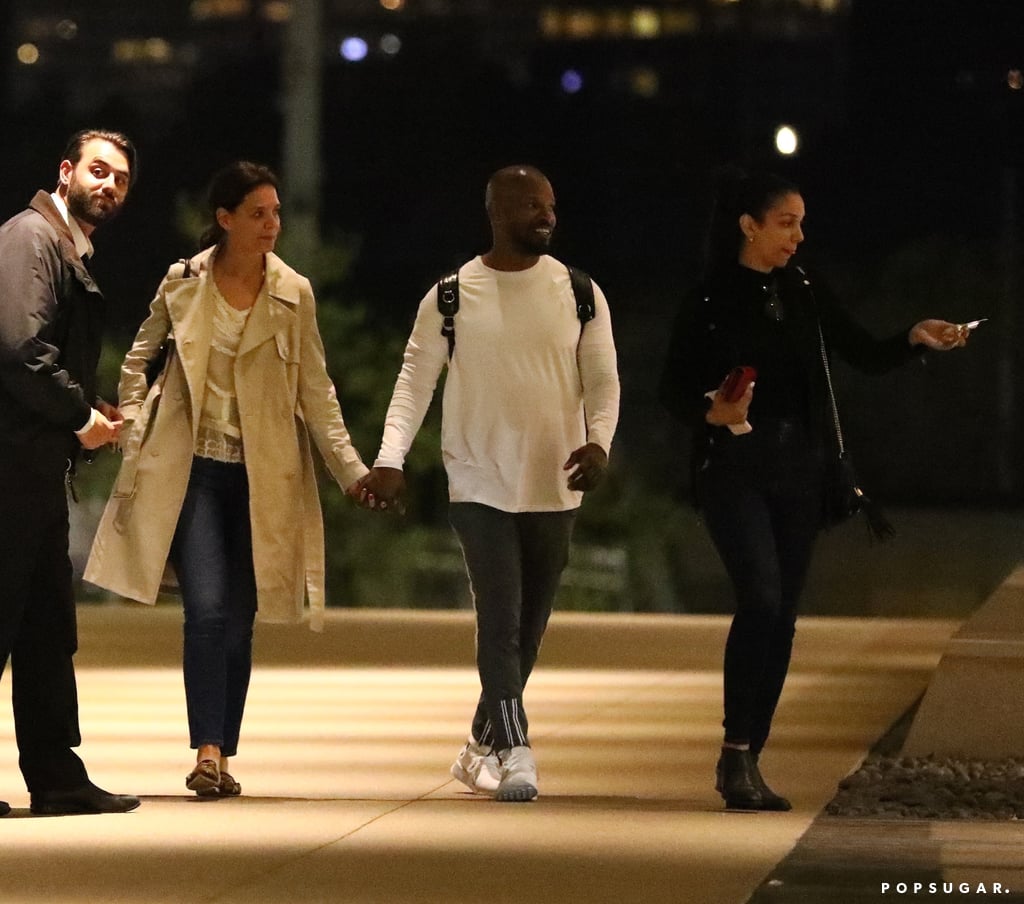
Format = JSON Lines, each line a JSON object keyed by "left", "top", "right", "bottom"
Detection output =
{"left": 195, "top": 287, "right": 252, "bottom": 462}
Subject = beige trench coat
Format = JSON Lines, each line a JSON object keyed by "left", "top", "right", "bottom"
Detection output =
{"left": 84, "top": 248, "right": 368, "bottom": 631}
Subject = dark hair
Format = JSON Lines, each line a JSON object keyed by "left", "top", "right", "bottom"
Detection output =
{"left": 703, "top": 166, "right": 799, "bottom": 277}
{"left": 199, "top": 160, "right": 279, "bottom": 249}
{"left": 61, "top": 129, "right": 138, "bottom": 187}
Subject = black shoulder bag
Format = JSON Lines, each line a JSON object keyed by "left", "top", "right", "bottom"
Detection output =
{"left": 805, "top": 270, "right": 895, "bottom": 542}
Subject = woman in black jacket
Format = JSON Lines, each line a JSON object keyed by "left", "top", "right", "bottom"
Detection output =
{"left": 660, "top": 169, "right": 969, "bottom": 811}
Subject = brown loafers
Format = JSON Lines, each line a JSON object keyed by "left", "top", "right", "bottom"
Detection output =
{"left": 218, "top": 772, "right": 241, "bottom": 797}
{"left": 185, "top": 759, "right": 220, "bottom": 796}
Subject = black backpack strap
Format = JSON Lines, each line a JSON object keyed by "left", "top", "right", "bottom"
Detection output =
{"left": 567, "top": 266, "right": 595, "bottom": 325}
{"left": 437, "top": 269, "right": 459, "bottom": 360}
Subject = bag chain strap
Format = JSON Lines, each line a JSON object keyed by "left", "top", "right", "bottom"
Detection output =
{"left": 815, "top": 319, "right": 845, "bottom": 458}
{"left": 799, "top": 266, "right": 845, "bottom": 458}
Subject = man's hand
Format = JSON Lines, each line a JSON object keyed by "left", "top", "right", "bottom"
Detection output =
{"left": 356, "top": 466, "right": 407, "bottom": 513}
{"left": 564, "top": 443, "right": 608, "bottom": 492}
{"left": 78, "top": 409, "right": 124, "bottom": 450}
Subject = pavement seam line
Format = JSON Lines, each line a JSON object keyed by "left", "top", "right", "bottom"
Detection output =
{"left": 203, "top": 782, "right": 453, "bottom": 904}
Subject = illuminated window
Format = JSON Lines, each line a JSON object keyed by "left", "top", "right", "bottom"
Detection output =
{"left": 565, "top": 10, "right": 601, "bottom": 40}
{"left": 112, "top": 38, "right": 174, "bottom": 64}
{"left": 541, "top": 5, "right": 704, "bottom": 42}
{"left": 539, "top": 9, "right": 562, "bottom": 40}
{"left": 605, "top": 11, "right": 630, "bottom": 37}
{"left": 663, "top": 10, "right": 699, "bottom": 35}
{"left": 191, "top": 0, "right": 251, "bottom": 21}
{"left": 631, "top": 8, "right": 661, "bottom": 38}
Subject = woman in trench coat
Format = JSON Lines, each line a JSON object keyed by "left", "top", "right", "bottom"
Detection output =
{"left": 85, "top": 161, "right": 368, "bottom": 796}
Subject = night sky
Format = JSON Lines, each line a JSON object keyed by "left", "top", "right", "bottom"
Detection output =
{"left": 3, "top": 0, "right": 1022, "bottom": 503}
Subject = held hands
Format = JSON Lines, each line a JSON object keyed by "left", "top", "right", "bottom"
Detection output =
{"left": 909, "top": 319, "right": 972, "bottom": 351}
{"left": 78, "top": 402, "right": 124, "bottom": 450}
{"left": 353, "top": 466, "right": 406, "bottom": 514}
{"left": 564, "top": 443, "right": 608, "bottom": 492}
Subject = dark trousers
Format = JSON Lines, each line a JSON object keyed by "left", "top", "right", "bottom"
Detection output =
{"left": 0, "top": 452, "right": 89, "bottom": 793}
{"left": 171, "top": 457, "right": 257, "bottom": 758}
{"left": 449, "top": 502, "right": 578, "bottom": 752}
{"left": 698, "top": 420, "right": 823, "bottom": 755}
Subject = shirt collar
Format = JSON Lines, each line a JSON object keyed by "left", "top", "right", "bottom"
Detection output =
{"left": 49, "top": 191, "right": 94, "bottom": 260}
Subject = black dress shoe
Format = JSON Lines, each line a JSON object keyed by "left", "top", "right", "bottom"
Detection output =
{"left": 0, "top": 800, "right": 9, "bottom": 817}
{"left": 715, "top": 747, "right": 764, "bottom": 810}
{"left": 30, "top": 782, "right": 141, "bottom": 815}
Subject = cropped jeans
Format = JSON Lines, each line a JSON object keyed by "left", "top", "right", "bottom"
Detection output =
{"left": 170, "top": 456, "right": 257, "bottom": 758}
{"left": 698, "top": 418, "right": 824, "bottom": 756}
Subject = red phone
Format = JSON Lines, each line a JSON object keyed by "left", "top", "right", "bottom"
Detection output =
{"left": 720, "top": 366, "right": 757, "bottom": 402}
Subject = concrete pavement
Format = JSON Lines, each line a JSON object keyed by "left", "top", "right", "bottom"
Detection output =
{"left": 0, "top": 604, "right": 969, "bottom": 904}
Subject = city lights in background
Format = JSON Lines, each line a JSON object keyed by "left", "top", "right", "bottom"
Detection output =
{"left": 338, "top": 34, "right": 402, "bottom": 61}
{"left": 190, "top": 0, "right": 249, "bottom": 20}
{"left": 774, "top": 124, "right": 800, "bottom": 156}
{"left": 561, "top": 69, "right": 584, "bottom": 94}
{"left": 379, "top": 34, "right": 402, "bottom": 56}
{"left": 631, "top": 8, "right": 661, "bottom": 38}
{"left": 339, "top": 36, "right": 369, "bottom": 62}
{"left": 16, "top": 43, "right": 40, "bottom": 65}
{"left": 113, "top": 38, "right": 173, "bottom": 64}
{"left": 55, "top": 19, "right": 78, "bottom": 40}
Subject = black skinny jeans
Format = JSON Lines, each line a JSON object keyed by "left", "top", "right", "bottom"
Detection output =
{"left": 698, "top": 419, "right": 823, "bottom": 756}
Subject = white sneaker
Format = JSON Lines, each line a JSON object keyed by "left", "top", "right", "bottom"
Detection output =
{"left": 495, "top": 746, "right": 539, "bottom": 802}
{"left": 450, "top": 737, "right": 501, "bottom": 793}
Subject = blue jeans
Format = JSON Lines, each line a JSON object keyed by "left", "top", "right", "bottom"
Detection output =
{"left": 449, "top": 502, "right": 578, "bottom": 752}
{"left": 171, "top": 457, "right": 257, "bottom": 757}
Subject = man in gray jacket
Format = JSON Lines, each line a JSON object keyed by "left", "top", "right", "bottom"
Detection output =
{"left": 0, "top": 130, "right": 140, "bottom": 816}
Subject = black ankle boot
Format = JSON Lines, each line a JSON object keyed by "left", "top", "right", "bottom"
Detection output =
{"left": 750, "top": 753, "right": 792, "bottom": 812}
{"left": 715, "top": 748, "right": 763, "bottom": 810}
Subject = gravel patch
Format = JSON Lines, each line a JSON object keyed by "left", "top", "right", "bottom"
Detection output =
{"left": 825, "top": 700, "right": 1024, "bottom": 820}
{"left": 826, "top": 754, "right": 1024, "bottom": 820}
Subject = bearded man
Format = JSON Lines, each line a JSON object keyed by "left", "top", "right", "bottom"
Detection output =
{"left": 0, "top": 130, "right": 141, "bottom": 816}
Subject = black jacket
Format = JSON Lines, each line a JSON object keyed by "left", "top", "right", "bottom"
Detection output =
{"left": 659, "top": 262, "right": 919, "bottom": 466}
{"left": 0, "top": 191, "right": 105, "bottom": 473}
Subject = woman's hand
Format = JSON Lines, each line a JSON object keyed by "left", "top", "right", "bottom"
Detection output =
{"left": 909, "top": 319, "right": 971, "bottom": 351}
{"left": 705, "top": 377, "right": 755, "bottom": 426}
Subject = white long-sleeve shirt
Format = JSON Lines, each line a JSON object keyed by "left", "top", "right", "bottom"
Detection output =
{"left": 375, "top": 255, "right": 620, "bottom": 513}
